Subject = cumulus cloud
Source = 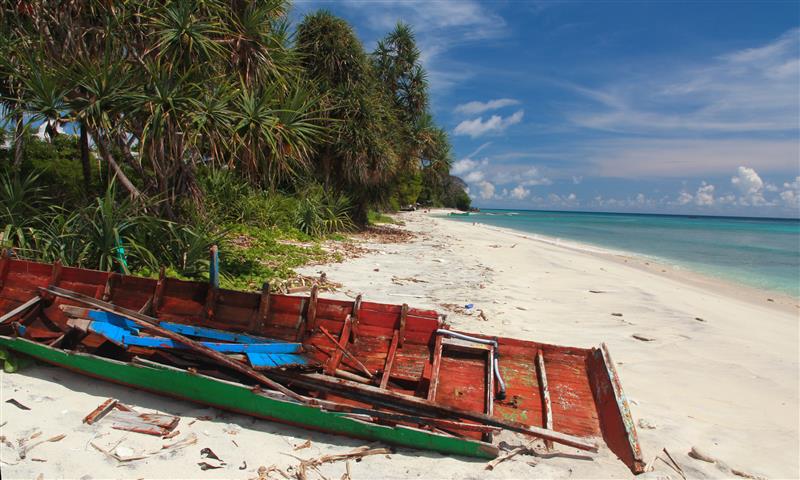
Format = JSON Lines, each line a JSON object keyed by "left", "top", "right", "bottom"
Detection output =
{"left": 454, "top": 110, "right": 524, "bottom": 138}
{"left": 451, "top": 157, "right": 488, "bottom": 175}
{"left": 463, "top": 170, "right": 485, "bottom": 183}
{"left": 454, "top": 98, "right": 520, "bottom": 115}
{"left": 695, "top": 182, "right": 715, "bottom": 206}
{"left": 780, "top": 176, "right": 800, "bottom": 209}
{"left": 676, "top": 191, "right": 693, "bottom": 205}
{"left": 731, "top": 166, "right": 768, "bottom": 206}
{"left": 548, "top": 193, "right": 578, "bottom": 207}
{"left": 510, "top": 185, "right": 530, "bottom": 200}
{"left": 477, "top": 181, "right": 495, "bottom": 200}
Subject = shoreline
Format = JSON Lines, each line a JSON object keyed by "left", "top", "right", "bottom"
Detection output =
{"left": 440, "top": 214, "right": 799, "bottom": 315}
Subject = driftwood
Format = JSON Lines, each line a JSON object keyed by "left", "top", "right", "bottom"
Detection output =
{"left": 91, "top": 433, "right": 197, "bottom": 463}
{"left": 485, "top": 442, "right": 537, "bottom": 470}
{"left": 688, "top": 446, "right": 765, "bottom": 479}
{"left": 290, "top": 445, "right": 390, "bottom": 480}
{"left": 18, "top": 434, "right": 65, "bottom": 459}
{"left": 42, "top": 286, "right": 309, "bottom": 404}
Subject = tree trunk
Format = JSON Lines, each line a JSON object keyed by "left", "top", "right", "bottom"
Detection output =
{"left": 93, "top": 129, "right": 141, "bottom": 200}
{"left": 12, "top": 112, "right": 24, "bottom": 170}
{"left": 79, "top": 120, "right": 91, "bottom": 190}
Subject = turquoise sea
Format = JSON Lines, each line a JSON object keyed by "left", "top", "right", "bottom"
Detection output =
{"left": 446, "top": 210, "right": 800, "bottom": 297}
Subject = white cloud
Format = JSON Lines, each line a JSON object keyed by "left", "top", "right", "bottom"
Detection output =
{"left": 676, "top": 191, "right": 693, "bottom": 205}
{"left": 548, "top": 193, "right": 578, "bottom": 207}
{"left": 731, "top": 166, "right": 768, "bottom": 206}
{"left": 477, "top": 181, "right": 495, "bottom": 200}
{"left": 454, "top": 110, "right": 524, "bottom": 138}
{"left": 566, "top": 28, "right": 800, "bottom": 135}
{"left": 463, "top": 170, "right": 485, "bottom": 183}
{"left": 454, "top": 98, "right": 520, "bottom": 115}
{"left": 451, "top": 157, "right": 487, "bottom": 175}
{"left": 780, "top": 176, "right": 800, "bottom": 209}
{"left": 695, "top": 182, "right": 715, "bottom": 206}
{"left": 572, "top": 175, "right": 583, "bottom": 185}
{"left": 510, "top": 185, "right": 530, "bottom": 200}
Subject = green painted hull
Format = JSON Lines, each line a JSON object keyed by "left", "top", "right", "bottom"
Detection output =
{"left": 0, "top": 335, "right": 497, "bottom": 459}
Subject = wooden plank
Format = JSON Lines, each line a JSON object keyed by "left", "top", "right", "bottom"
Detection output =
{"left": 278, "top": 371, "right": 599, "bottom": 452}
{"left": 536, "top": 349, "right": 554, "bottom": 449}
{"left": 49, "top": 261, "right": 63, "bottom": 287}
{"left": 204, "top": 283, "right": 219, "bottom": 322}
{"left": 0, "top": 250, "right": 10, "bottom": 290}
{"left": 380, "top": 330, "right": 399, "bottom": 389}
{"left": 484, "top": 345, "right": 496, "bottom": 443}
{"left": 427, "top": 334, "right": 444, "bottom": 401}
{"left": 254, "top": 282, "right": 270, "bottom": 332}
{"left": 152, "top": 267, "right": 167, "bottom": 313}
{"left": 350, "top": 294, "right": 362, "bottom": 342}
{"left": 83, "top": 398, "right": 118, "bottom": 424}
{"left": 398, "top": 303, "right": 408, "bottom": 348}
{"left": 324, "top": 316, "right": 352, "bottom": 375}
{"left": 319, "top": 325, "right": 373, "bottom": 378}
{"left": 101, "top": 273, "right": 116, "bottom": 302}
{"left": 42, "top": 286, "right": 309, "bottom": 404}
{"left": 298, "top": 285, "right": 318, "bottom": 340}
{"left": 0, "top": 297, "right": 42, "bottom": 324}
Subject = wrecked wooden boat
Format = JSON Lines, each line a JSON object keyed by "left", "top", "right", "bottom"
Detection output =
{"left": 0, "top": 256, "right": 645, "bottom": 473}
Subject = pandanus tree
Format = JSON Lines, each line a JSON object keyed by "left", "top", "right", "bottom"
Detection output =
{"left": 296, "top": 11, "right": 401, "bottom": 222}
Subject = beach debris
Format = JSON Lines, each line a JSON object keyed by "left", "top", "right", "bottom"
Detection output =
{"left": 82, "top": 399, "right": 179, "bottom": 436}
{"left": 293, "top": 439, "right": 312, "bottom": 451}
{"left": 390, "top": 276, "right": 427, "bottom": 285}
{"left": 662, "top": 448, "right": 687, "bottom": 480}
{"left": 694, "top": 317, "right": 706, "bottom": 322}
{"left": 611, "top": 312, "right": 623, "bottom": 317}
{"left": 18, "top": 433, "right": 66, "bottom": 459}
{"left": 91, "top": 433, "right": 198, "bottom": 463}
{"left": 239, "top": 461, "right": 248, "bottom": 470}
{"left": 485, "top": 441, "right": 539, "bottom": 470}
{"left": 253, "top": 465, "right": 290, "bottom": 480}
{"left": 767, "top": 298, "right": 774, "bottom": 302}
{"left": 477, "top": 309, "right": 489, "bottom": 322}
{"left": 588, "top": 290, "right": 606, "bottom": 294}
{"left": 688, "top": 446, "right": 715, "bottom": 463}
{"left": 289, "top": 445, "right": 391, "bottom": 480}
{"left": 632, "top": 334, "right": 655, "bottom": 342}
{"left": 516, "top": 306, "right": 528, "bottom": 311}
{"left": 637, "top": 418, "right": 657, "bottom": 430}
{"left": 82, "top": 398, "right": 118, "bottom": 424}
{"left": 198, "top": 461, "right": 224, "bottom": 470}
{"left": 200, "top": 447, "right": 222, "bottom": 461}
{"left": 688, "top": 446, "right": 765, "bottom": 479}
{"left": 5, "top": 398, "right": 30, "bottom": 411}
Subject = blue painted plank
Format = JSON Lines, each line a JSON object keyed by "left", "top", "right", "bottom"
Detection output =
{"left": 86, "top": 310, "right": 276, "bottom": 344}
{"left": 85, "top": 321, "right": 302, "bottom": 354}
{"left": 247, "top": 353, "right": 277, "bottom": 368}
{"left": 160, "top": 322, "right": 277, "bottom": 345}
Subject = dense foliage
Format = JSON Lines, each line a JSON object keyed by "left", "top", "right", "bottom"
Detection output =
{"left": 0, "top": 2, "right": 470, "bottom": 285}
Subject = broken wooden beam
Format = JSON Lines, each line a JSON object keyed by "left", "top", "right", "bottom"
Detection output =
{"left": 273, "top": 371, "right": 599, "bottom": 452}
{"left": 379, "top": 331, "right": 399, "bottom": 390}
{"left": 41, "top": 286, "right": 309, "bottom": 405}
{"left": 536, "top": 349, "right": 554, "bottom": 449}
{"left": 0, "top": 297, "right": 42, "bottom": 325}
{"left": 319, "top": 325, "right": 373, "bottom": 379}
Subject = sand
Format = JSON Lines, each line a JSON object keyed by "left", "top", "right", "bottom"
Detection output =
{"left": 1, "top": 210, "right": 798, "bottom": 479}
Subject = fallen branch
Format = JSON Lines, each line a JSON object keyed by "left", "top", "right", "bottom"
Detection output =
{"left": 485, "top": 442, "right": 538, "bottom": 470}
{"left": 19, "top": 434, "right": 66, "bottom": 459}
{"left": 291, "top": 446, "right": 390, "bottom": 480}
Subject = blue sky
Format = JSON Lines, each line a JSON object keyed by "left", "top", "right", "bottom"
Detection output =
{"left": 294, "top": 1, "right": 800, "bottom": 217}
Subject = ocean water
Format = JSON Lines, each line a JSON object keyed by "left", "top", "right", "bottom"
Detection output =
{"left": 446, "top": 210, "right": 800, "bottom": 297}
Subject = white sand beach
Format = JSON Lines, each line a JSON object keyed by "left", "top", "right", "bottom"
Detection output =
{"left": 1, "top": 210, "right": 798, "bottom": 479}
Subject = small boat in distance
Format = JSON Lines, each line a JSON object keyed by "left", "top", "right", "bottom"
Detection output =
{"left": 0, "top": 256, "right": 645, "bottom": 473}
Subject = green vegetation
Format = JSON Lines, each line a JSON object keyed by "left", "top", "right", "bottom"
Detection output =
{"left": 0, "top": 2, "right": 471, "bottom": 287}
{"left": 368, "top": 210, "right": 397, "bottom": 225}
